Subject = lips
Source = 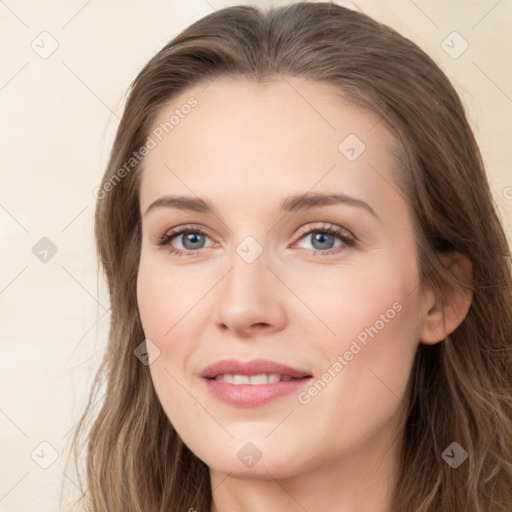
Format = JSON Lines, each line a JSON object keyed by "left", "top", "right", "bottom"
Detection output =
{"left": 200, "top": 358, "right": 313, "bottom": 407}
{"left": 199, "top": 358, "right": 312, "bottom": 380}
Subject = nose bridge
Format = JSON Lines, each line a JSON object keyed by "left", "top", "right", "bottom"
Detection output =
{"left": 223, "top": 237, "right": 269, "bottom": 301}
{"left": 212, "top": 234, "right": 286, "bottom": 334}
{"left": 217, "top": 226, "right": 266, "bottom": 281}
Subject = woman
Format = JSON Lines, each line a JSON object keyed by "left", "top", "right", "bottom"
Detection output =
{"left": 72, "top": 2, "right": 512, "bottom": 511}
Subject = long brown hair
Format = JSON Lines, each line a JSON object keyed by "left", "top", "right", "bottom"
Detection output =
{"left": 69, "top": 2, "right": 512, "bottom": 510}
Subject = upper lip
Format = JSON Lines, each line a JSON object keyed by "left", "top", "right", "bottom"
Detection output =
{"left": 199, "top": 358, "right": 312, "bottom": 379}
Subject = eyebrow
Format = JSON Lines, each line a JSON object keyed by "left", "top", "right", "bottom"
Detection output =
{"left": 144, "top": 192, "right": 379, "bottom": 220}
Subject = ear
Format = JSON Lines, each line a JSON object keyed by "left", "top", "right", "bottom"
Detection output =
{"left": 420, "top": 252, "right": 474, "bottom": 345}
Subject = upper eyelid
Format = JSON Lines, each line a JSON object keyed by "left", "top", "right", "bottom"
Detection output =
{"left": 161, "top": 222, "right": 349, "bottom": 236}
{"left": 295, "top": 222, "right": 354, "bottom": 240}
{"left": 162, "top": 224, "right": 217, "bottom": 242}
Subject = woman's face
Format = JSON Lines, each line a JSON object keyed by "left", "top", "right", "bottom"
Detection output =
{"left": 137, "top": 76, "right": 432, "bottom": 479}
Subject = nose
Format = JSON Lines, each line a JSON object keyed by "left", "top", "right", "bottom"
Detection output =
{"left": 211, "top": 247, "right": 287, "bottom": 338}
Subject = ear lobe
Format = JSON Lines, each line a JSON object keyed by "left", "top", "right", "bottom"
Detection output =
{"left": 420, "top": 252, "right": 474, "bottom": 345}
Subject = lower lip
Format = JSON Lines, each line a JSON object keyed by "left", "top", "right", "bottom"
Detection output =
{"left": 203, "top": 377, "right": 312, "bottom": 407}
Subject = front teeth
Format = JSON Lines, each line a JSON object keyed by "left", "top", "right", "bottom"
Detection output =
{"left": 215, "top": 373, "right": 288, "bottom": 384}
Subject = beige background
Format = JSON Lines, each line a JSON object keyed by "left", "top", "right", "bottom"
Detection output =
{"left": 0, "top": 0, "right": 511, "bottom": 510}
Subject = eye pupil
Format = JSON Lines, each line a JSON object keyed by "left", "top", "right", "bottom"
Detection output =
{"left": 183, "top": 232, "right": 204, "bottom": 249}
{"left": 312, "top": 232, "right": 334, "bottom": 249}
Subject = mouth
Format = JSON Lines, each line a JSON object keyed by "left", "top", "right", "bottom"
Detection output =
{"left": 211, "top": 373, "right": 303, "bottom": 384}
{"left": 200, "top": 358, "right": 313, "bottom": 407}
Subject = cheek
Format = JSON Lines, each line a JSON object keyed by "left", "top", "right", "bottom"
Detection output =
{"left": 136, "top": 259, "right": 208, "bottom": 418}
{"left": 136, "top": 257, "right": 204, "bottom": 341}
{"left": 291, "top": 290, "right": 420, "bottom": 462}
{"left": 286, "top": 254, "right": 420, "bottom": 352}
{"left": 136, "top": 266, "right": 197, "bottom": 431}
{"left": 292, "top": 252, "right": 421, "bottom": 417}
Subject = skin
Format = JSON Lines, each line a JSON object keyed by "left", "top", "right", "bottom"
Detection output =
{"left": 136, "top": 76, "right": 472, "bottom": 512}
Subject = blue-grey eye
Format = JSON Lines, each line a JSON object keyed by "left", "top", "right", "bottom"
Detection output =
{"left": 296, "top": 230, "right": 345, "bottom": 251}
{"left": 310, "top": 232, "right": 336, "bottom": 250}
{"left": 180, "top": 232, "right": 207, "bottom": 250}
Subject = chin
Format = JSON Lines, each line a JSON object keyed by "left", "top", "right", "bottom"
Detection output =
{"left": 187, "top": 434, "right": 313, "bottom": 480}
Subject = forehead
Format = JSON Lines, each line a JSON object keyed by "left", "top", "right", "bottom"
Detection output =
{"left": 139, "top": 76, "right": 402, "bottom": 215}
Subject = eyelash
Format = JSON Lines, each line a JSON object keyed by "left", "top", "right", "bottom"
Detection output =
{"left": 157, "top": 223, "right": 356, "bottom": 258}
